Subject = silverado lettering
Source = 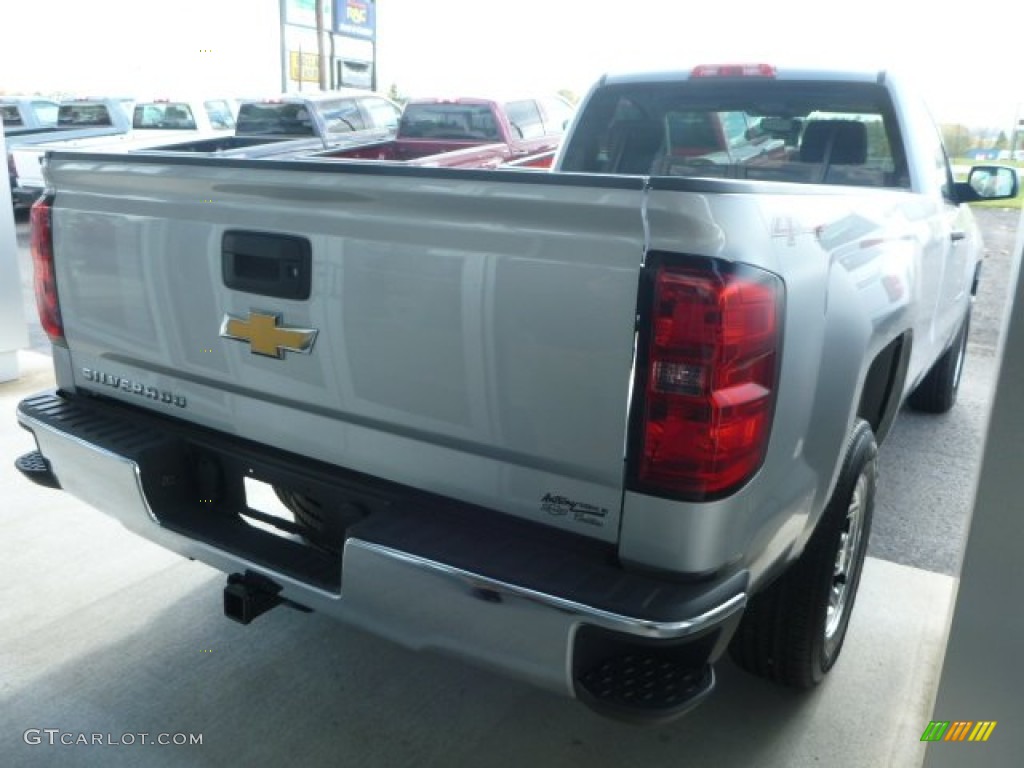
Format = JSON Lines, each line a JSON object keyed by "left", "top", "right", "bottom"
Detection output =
{"left": 81, "top": 368, "right": 186, "bottom": 407}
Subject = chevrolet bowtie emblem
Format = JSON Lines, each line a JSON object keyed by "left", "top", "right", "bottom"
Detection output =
{"left": 219, "top": 311, "right": 318, "bottom": 359}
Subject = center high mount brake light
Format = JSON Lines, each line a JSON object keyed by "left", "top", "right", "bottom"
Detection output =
{"left": 690, "top": 64, "right": 777, "bottom": 79}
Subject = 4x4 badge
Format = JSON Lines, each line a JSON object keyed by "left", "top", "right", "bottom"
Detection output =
{"left": 219, "top": 311, "right": 318, "bottom": 359}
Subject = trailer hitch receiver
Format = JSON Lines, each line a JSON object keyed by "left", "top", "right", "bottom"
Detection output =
{"left": 224, "top": 570, "right": 310, "bottom": 624}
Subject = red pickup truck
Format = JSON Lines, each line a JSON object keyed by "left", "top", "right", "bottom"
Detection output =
{"left": 312, "top": 95, "right": 574, "bottom": 164}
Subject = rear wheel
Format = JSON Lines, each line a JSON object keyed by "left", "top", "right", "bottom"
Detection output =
{"left": 729, "top": 419, "right": 877, "bottom": 687}
{"left": 908, "top": 307, "right": 970, "bottom": 413}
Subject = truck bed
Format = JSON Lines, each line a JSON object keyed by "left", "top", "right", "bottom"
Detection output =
{"left": 148, "top": 135, "right": 297, "bottom": 153}
{"left": 36, "top": 148, "right": 950, "bottom": 564}
{"left": 321, "top": 138, "right": 512, "bottom": 162}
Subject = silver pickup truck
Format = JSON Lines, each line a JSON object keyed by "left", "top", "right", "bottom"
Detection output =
{"left": 6, "top": 97, "right": 135, "bottom": 207}
{"left": 14, "top": 65, "right": 1019, "bottom": 723}
{"left": 140, "top": 89, "right": 401, "bottom": 157}
{"left": 9, "top": 98, "right": 240, "bottom": 207}
{"left": 1, "top": 98, "right": 59, "bottom": 136}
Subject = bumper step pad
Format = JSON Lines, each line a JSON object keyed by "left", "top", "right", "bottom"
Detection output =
{"left": 15, "top": 450, "right": 61, "bottom": 489}
{"left": 577, "top": 654, "right": 714, "bottom": 723}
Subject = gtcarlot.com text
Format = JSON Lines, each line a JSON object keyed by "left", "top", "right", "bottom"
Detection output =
{"left": 24, "top": 729, "right": 203, "bottom": 746}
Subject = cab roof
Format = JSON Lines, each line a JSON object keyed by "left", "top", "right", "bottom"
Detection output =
{"left": 599, "top": 66, "right": 888, "bottom": 87}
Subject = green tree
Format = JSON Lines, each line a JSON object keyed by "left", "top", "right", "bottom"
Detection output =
{"left": 864, "top": 120, "right": 891, "bottom": 162}
{"left": 386, "top": 83, "right": 406, "bottom": 105}
{"left": 993, "top": 131, "right": 1008, "bottom": 150}
{"left": 940, "top": 124, "right": 972, "bottom": 158}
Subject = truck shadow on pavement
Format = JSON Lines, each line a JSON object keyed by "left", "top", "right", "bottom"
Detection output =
{"left": 2, "top": 564, "right": 817, "bottom": 768}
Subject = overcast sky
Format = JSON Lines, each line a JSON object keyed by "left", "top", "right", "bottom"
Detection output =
{"left": 1, "top": 0, "right": 1020, "bottom": 130}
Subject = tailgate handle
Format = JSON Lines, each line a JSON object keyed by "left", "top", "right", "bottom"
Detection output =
{"left": 222, "top": 231, "right": 312, "bottom": 300}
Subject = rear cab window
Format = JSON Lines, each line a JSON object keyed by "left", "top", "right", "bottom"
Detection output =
{"left": 399, "top": 103, "right": 501, "bottom": 141}
{"left": 560, "top": 79, "right": 909, "bottom": 188}
{"left": 236, "top": 102, "right": 317, "bottom": 137}
{"left": 57, "top": 104, "right": 115, "bottom": 127}
{"left": 133, "top": 102, "right": 198, "bottom": 129}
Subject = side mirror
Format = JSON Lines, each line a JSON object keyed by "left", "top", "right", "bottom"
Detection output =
{"left": 961, "top": 165, "right": 1019, "bottom": 202}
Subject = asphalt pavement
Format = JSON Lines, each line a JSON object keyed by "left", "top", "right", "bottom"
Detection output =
{"left": 1, "top": 207, "right": 1020, "bottom": 767}
{"left": 870, "top": 208, "right": 1021, "bottom": 576}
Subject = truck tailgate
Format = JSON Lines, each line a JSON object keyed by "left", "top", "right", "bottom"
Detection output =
{"left": 47, "top": 156, "right": 647, "bottom": 541}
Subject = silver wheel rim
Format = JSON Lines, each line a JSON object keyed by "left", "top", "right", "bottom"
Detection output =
{"left": 825, "top": 471, "right": 868, "bottom": 642}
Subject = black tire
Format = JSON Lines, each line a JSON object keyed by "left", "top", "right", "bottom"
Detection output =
{"left": 907, "top": 307, "right": 970, "bottom": 413}
{"left": 729, "top": 420, "right": 877, "bottom": 688}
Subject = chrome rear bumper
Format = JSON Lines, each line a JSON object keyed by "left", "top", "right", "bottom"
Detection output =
{"left": 17, "top": 390, "right": 746, "bottom": 717}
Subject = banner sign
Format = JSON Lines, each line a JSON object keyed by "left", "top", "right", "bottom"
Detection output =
{"left": 288, "top": 51, "right": 322, "bottom": 83}
{"left": 285, "top": 0, "right": 333, "bottom": 29}
{"left": 333, "top": 0, "right": 375, "bottom": 40}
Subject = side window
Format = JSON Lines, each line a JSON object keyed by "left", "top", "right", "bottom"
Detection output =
{"left": 133, "top": 105, "right": 159, "bottom": 128}
{"left": 321, "top": 99, "right": 367, "bottom": 133}
{"left": 719, "top": 111, "right": 751, "bottom": 150}
{"left": 362, "top": 98, "right": 401, "bottom": 131}
{"left": 861, "top": 117, "right": 894, "bottom": 171}
{"left": 797, "top": 113, "right": 903, "bottom": 188}
{"left": 1, "top": 105, "right": 23, "bottom": 126}
{"left": 540, "top": 97, "right": 574, "bottom": 135}
{"left": 504, "top": 100, "right": 545, "bottom": 140}
{"left": 666, "top": 112, "right": 720, "bottom": 155}
{"left": 204, "top": 100, "right": 235, "bottom": 129}
{"left": 32, "top": 101, "right": 58, "bottom": 125}
{"left": 560, "top": 94, "right": 644, "bottom": 172}
{"left": 895, "top": 91, "right": 950, "bottom": 196}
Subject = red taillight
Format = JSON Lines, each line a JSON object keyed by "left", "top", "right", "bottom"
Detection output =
{"left": 29, "top": 195, "right": 64, "bottom": 344}
{"left": 634, "top": 261, "right": 782, "bottom": 499}
{"left": 690, "top": 63, "right": 777, "bottom": 79}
